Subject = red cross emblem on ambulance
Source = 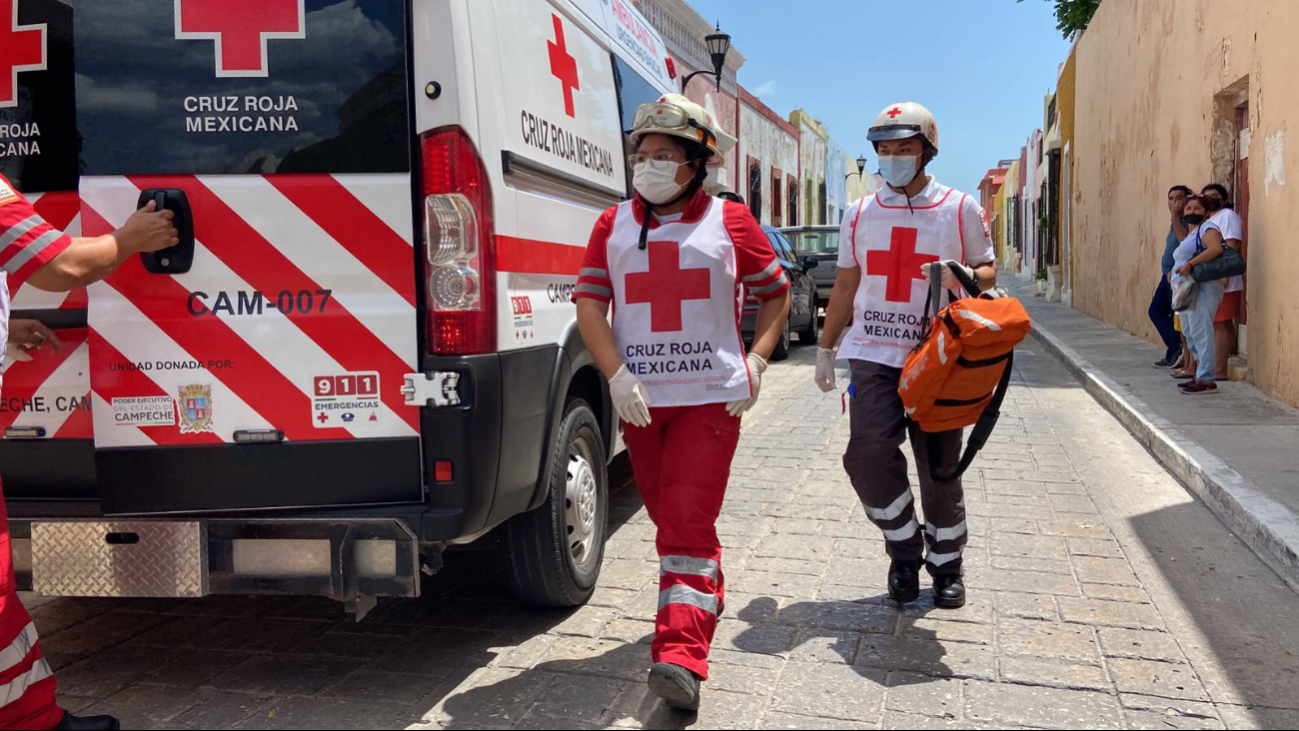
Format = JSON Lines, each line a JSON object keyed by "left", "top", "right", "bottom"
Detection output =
{"left": 0, "top": 0, "right": 47, "bottom": 109}
{"left": 175, "top": 0, "right": 306, "bottom": 78}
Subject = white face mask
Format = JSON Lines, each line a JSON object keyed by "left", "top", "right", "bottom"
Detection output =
{"left": 878, "top": 155, "right": 921, "bottom": 188}
{"left": 633, "top": 160, "right": 686, "bottom": 205}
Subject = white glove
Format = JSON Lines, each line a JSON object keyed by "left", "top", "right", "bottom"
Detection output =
{"left": 727, "top": 353, "right": 769, "bottom": 417}
{"left": 815, "top": 348, "right": 837, "bottom": 393}
{"left": 610, "top": 365, "right": 652, "bottom": 427}
{"left": 920, "top": 261, "right": 976, "bottom": 291}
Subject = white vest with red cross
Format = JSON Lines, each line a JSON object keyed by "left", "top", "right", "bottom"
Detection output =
{"left": 606, "top": 198, "right": 752, "bottom": 408}
{"left": 838, "top": 187, "right": 967, "bottom": 368}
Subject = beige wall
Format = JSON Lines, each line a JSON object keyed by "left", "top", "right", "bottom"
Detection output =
{"left": 1071, "top": 0, "right": 1299, "bottom": 406}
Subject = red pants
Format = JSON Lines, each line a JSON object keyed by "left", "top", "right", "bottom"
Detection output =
{"left": 622, "top": 403, "right": 740, "bottom": 681}
{"left": 0, "top": 488, "right": 62, "bottom": 731}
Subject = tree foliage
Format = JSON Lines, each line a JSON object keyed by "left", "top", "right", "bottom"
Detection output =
{"left": 1020, "top": 0, "right": 1102, "bottom": 40}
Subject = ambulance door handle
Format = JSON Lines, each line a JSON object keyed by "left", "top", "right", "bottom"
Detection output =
{"left": 138, "top": 188, "right": 196, "bottom": 275}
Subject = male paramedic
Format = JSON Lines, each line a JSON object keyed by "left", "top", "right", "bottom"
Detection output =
{"left": 574, "top": 95, "right": 790, "bottom": 712}
{"left": 0, "top": 173, "right": 177, "bottom": 731}
{"left": 815, "top": 102, "right": 997, "bottom": 610}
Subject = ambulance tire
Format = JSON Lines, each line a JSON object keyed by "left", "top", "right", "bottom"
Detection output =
{"left": 502, "top": 399, "right": 608, "bottom": 607}
{"left": 771, "top": 320, "right": 791, "bottom": 362}
{"left": 799, "top": 297, "right": 821, "bottom": 344}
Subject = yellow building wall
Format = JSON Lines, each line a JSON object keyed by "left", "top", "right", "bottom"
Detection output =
{"left": 1056, "top": 50, "right": 1076, "bottom": 290}
{"left": 1071, "top": 0, "right": 1299, "bottom": 406}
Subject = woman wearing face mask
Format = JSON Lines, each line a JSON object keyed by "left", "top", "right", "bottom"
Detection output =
{"left": 816, "top": 102, "right": 998, "bottom": 611}
{"left": 1171, "top": 195, "right": 1226, "bottom": 394}
{"left": 572, "top": 95, "right": 791, "bottom": 712}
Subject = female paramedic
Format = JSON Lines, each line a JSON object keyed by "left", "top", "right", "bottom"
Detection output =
{"left": 573, "top": 94, "right": 791, "bottom": 712}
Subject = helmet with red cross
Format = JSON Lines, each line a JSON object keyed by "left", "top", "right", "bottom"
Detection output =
{"left": 628, "top": 94, "right": 726, "bottom": 163}
{"left": 868, "top": 102, "right": 940, "bottom": 159}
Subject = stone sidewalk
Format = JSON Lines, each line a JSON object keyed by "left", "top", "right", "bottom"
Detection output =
{"left": 25, "top": 340, "right": 1299, "bottom": 730}
{"left": 1012, "top": 280, "right": 1299, "bottom": 592}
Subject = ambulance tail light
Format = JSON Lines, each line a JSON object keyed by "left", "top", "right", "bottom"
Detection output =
{"left": 420, "top": 127, "right": 497, "bottom": 355}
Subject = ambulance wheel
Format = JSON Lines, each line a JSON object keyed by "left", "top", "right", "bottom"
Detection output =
{"left": 771, "top": 320, "right": 791, "bottom": 362}
{"left": 502, "top": 399, "right": 608, "bottom": 607}
{"left": 799, "top": 297, "right": 821, "bottom": 344}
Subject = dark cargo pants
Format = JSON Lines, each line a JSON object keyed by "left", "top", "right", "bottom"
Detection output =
{"left": 844, "top": 360, "right": 968, "bottom": 576}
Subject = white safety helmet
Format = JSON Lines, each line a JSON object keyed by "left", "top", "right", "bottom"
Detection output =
{"left": 629, "top": 93, "right": 726, "bottom": 161}
{"left": 867, "top": 101, "right": 939, "bottom": 157}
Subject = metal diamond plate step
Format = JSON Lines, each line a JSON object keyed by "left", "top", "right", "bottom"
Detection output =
{"left": 32, "top": 522, "right": 207, "bottom": 598}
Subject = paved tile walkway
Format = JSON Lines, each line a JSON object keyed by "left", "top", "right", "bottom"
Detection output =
{"left": 25, "top": 340, "right": 1299, "bottom": 729}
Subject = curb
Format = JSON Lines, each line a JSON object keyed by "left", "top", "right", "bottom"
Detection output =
{"left": 1028, "top": 318, "right": 1299, "bottom": 594}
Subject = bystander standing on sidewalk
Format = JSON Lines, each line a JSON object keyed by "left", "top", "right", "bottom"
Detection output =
{"left": 1172, "top": 195, "right": 1226, "bottom": 395}
{"left": 1202, "top": 184, "right": 1245, "bottom": 380}
{"left": 1150, "top": 185, "right": 1190, "bottom": 368}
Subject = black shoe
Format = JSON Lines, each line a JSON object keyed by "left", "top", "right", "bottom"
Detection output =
{"left": 55, "top": 713, "right": 121, "bottom": 731}
{"left": 888, "top": 559, "right": 923, "bottom": 607}
{"left": 933, "top": 575, "right": 966, "bottom": 609}
{"left": 648, "top": 662, "right": 701, "bottom": 712}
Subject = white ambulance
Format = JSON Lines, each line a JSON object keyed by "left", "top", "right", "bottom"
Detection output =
{"left": 1, "top": 0, "right": 676, "bottom": 616}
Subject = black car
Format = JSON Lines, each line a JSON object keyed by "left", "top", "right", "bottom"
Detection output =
{"left": 742, "top": 226, "right": 820, "bottom": 360}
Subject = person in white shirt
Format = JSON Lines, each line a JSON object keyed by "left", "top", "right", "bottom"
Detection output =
{"left": 815, "top": 102, "right": 997, "bottom": 610}
{"left": 1201, "top": 184, "right": 1244, "bottom": 379}
{"left": 1172, "top": 195, "right": 1226, "bottom": 395}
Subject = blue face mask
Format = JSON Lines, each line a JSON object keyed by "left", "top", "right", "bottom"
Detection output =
{"left": 878, "top": 155, "right": 921, "bottom": 188}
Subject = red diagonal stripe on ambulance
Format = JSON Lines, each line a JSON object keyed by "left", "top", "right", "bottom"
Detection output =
{"left": 84, "top": 204, "right": 355, "bottom": 442}
{"left": 54, "top": 392, "right": 93, "bottom": 439}
{"left": 0, "top": 333, "right": 85, "bottom": 432}
{"left": 87, "top": 330, "right": 223, "bottom": 446}
{"left": 126, "top": 176, "right": 421, "bottom": 432}
{"left": 267, "top": 176, "right": 417, "bottom": 308}
{"left": 29, "top": 191, "right": 80, "bottom": 231}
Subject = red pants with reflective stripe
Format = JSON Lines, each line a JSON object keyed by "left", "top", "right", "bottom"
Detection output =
{"left": 0, "top": 486, "right": 62, "bottom": 731}
{"left": 623, "top": 403, "right": 740, "bottom": 681}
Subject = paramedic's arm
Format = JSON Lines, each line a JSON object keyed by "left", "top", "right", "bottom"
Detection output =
{"left": 573, "top": 209, "right": 622, "bottom": 379}
{"left": 820, "top": 265, "right": 861, "bottom": 350}
{"left": 576, "top": 299, "right": 625, "bottom": 380}
{"left": 750, "top": 291, "right": 791, "bottom": 361}
{"left": 724, "top": 201, "right": 791, "bottom": 360}
{"left": 973, "top": 261, "right": 997, "bottom": 292}
{"left": 962, "top": 196, "right": 999, "bottom": 292}
{"left": 26, "top": 202, "right": 178, "bottom": 292}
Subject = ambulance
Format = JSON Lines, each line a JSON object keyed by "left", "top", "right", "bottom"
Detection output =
{"left": 0, "top": 0, "right": 678, "bottom": 617}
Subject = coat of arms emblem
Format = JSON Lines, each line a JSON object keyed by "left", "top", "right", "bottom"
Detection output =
{"left": 178, "top": 384, "right": 214, "bottom": 434}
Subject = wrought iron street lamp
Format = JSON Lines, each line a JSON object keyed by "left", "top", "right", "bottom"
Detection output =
{"left": 681, "top": 23, "right": 732, "bottom": 93}
{"left": 847, "top": 154, "right": 868, "bottom": 180}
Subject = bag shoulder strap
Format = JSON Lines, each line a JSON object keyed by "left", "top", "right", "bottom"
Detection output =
{"left": 931, "top": 350, "right": 1014, "bottom": 483}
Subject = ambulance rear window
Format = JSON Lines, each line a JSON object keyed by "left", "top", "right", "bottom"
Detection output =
{"left": 74, "top": 0, "right": 410, "bottom": 176}
{"left": 0, "top": 0, "right": 77, "bottom": 192}
{"left": 613, "top": 57, "right": 665, "bottom": 197}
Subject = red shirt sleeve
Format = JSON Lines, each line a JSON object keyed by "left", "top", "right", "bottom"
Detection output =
{"left": 0, "top": 175, "right": 73, "bottom": 294}
{"left": 572, "top": 207, "right": 616, "bottom": 304}
{"left": 723, "top": 201, "right": 789, "bottom": 301}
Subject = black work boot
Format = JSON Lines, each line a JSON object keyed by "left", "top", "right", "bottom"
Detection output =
{"left": 647, "top": 662, "right": 702, "bottom": 712}
{"left": 887, "top": 559, "right": 924, "bottom": 607}
{"left": 55, "top": 713, "right": 121, "bottom": 731}
{"left": 933, "top": 574, "right": 967, "bottom": 609}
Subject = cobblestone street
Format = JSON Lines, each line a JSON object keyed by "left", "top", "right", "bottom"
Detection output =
{"left": 26, "top": 342, "right": 1299, "bottom": 730}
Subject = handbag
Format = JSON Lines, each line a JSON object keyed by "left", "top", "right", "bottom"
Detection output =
{"left": 1191, "top": 227, "right": 1247, "bottom": 282}
{"left": 1171, "top": 277, "right": 1198, "bottom": 312}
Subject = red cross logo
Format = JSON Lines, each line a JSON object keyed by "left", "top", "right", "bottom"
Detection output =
{"left": 548, "top": 14, "right": 580, "bottom": 118}
{"left": 625, "top": 241, "right": 712, "bottom": 333}
{"left": 176, "top": 0, "right": 306, "bottom": 78}
{"left": 867, "top": 227, "right": 937, "bottom": 303}
{"left": 0, "top": 0, "right": 46, "bottom": 110}
{"left": 886, "top": 107, "right": 903, "bottom": 119}
{"left": 317, "top": 412, "right": 329, "bottom": 425}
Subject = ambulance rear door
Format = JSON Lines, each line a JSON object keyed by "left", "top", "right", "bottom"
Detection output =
{"left": 75, "top": 0, "right": 423, "bottom": 514}
{"left": 0, "top": 0, "right": 94, "bottom": 499}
